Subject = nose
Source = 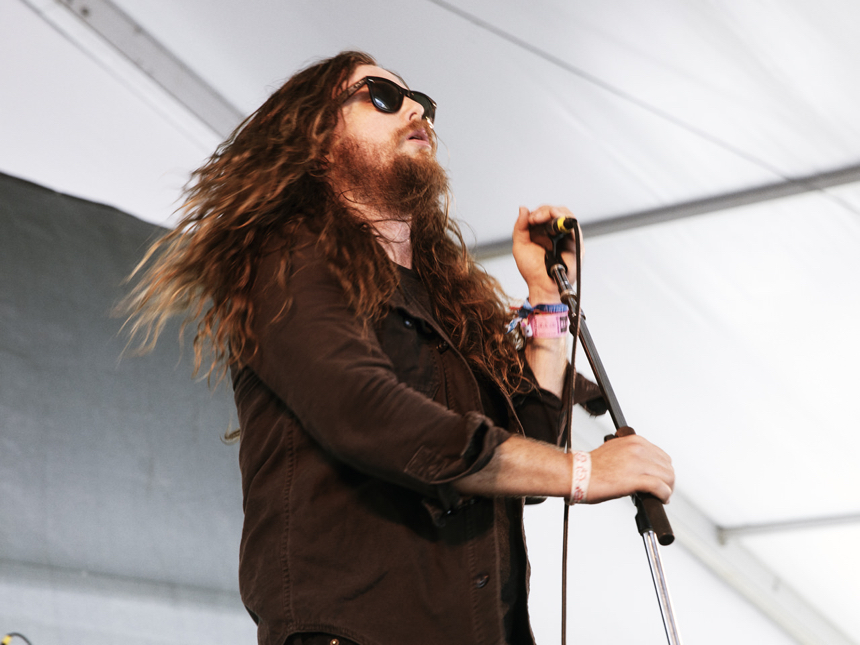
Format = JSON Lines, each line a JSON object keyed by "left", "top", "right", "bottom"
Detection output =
{"left": 403, "top": 96, "right": 426, "bottom": 123}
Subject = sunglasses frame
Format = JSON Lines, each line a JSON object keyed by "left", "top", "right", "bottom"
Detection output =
{"left": 338, "top": 76, "right": 436, "bottom": 125}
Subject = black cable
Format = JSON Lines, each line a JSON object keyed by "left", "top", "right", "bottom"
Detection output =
{"left": 558, "top": 222, "right": 583, "bottom": 645}
{"left": 2, "top": 633, "right": 34, "bottom": 645}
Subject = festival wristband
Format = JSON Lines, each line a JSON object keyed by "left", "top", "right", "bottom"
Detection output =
{"left": 523, "top": 311, "right": 568, "bottom": 338}
{"left": 506, "top": 300, "right": 569, "bottom": 338}
{"left": 567, "top": 451, "right": 591, "bottom": 505}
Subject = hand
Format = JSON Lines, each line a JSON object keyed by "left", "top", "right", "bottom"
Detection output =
{"left": 586, "top": 434, "right": 675, "bottom": 504}
{"left": 512, "top": 205, "right": 580, "bottom": 304}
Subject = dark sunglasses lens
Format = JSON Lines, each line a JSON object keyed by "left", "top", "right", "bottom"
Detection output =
{"left": 369, "top": 79, "right": 403, "bottom": 113}
{"left": 367, "top": 78, "right": 435, "bottom": 122}
{"left": 412, "top": 92, "right": 436, "bottom": 122}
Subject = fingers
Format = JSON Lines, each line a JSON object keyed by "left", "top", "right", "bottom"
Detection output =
{"left": 522, "top": 204, "right": 576, "bottom": 226}
{"left": 514, "top": 204, "right": 580, "bottom": 260}
{"left": 515, "top": 205, "right": 577, "bottom": 234}
{"left": 586, "top": 435, "right": 675, "bottom": 505}
{"left": 513, "top": 204, "right": 581, "bottom": 302}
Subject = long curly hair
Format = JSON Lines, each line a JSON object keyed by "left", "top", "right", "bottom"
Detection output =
{"left": 121, "top": 51, "right": 524, "bottom": 407}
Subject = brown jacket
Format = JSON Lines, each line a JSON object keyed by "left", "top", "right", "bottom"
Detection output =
{"left": 231, "top": 233, "right": 603, "bottom": 645}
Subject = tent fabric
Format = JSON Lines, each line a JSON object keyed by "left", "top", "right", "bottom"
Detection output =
{"left": 0, "top": 172, "right": 243, "bottom": 589}
{"left": 0, "top": 171, "right": 845, "bottom": 644}
{"left": 3, "top": 0, "right": 860, "bottom": 642}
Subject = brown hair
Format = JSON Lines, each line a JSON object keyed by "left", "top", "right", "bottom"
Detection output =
{"left": 121, "top": 50, "right": 524, "bottom": 409}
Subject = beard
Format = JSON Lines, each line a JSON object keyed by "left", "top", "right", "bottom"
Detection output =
{"left": 327, "top": 123, "right": 450, "bottom": 224}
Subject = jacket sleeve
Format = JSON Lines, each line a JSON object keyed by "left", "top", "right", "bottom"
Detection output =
{"left": 240, "top": 237, "right": 511, "bottom": 507}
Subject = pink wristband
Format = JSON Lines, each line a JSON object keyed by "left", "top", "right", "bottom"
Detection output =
{"left": 567, "top": 451, "right": 591, "bottom": 505}
{"left": 524, "top": 311, "right": 569, "bottom": 338}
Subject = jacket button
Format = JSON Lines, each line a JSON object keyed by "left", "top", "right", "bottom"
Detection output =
{"left": 475, "top": 573, "right": 490, "bottom": 588}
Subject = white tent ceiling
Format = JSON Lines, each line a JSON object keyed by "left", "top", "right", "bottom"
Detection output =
{"left": 1, "top": 1, "right": 859, "bottom": 644}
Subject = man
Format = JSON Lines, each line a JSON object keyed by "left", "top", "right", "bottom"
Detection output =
{"left": 123, "top": 51, "right": 673, "bottom": 645}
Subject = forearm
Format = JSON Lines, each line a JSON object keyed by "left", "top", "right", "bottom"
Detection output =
{"left": 453, "top": 435, "right": 571, "bottom": 498}
{"left": 524, "top": 336, "right": 568, "bottom": 398}
{"left": 523, "top": 269, "right": 570, "bottom": 397}
{"left": 512, "top": 204, "right": 578, "bottom": 398}
{"left": 453, "top": 433, "right": 675, "bottom": 504}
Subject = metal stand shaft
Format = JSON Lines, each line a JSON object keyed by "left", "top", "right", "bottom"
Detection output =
{"left": 548, "top": 260, "right": 683, "bottom": 645}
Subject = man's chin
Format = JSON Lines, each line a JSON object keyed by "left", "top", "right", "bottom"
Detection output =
{"left": 329, "top": 134, "right": 448, "bottom": 211}
{"left": 397, "top": 152, "right": 446, "bottom": 188}
{"left": 398, "top": 144, "right": 436, "bottom": 162}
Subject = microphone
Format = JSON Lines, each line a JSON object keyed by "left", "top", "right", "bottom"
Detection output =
{"left": 542, "top": 216, "right": 577, "bottom": 238}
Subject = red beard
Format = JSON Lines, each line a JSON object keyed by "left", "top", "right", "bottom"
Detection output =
{"left": 327, "top": 122, "right": 449, "bottom": 221}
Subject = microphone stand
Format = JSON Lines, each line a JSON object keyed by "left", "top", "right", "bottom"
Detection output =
{"left": 545, "top": 236, "right": 683, "bottom": 645}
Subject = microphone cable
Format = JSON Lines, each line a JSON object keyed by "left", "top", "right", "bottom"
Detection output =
{"left": 2, "top": 634, "right": 34, "bottom": 645}
{"left": 556, "top": 219, "right": 583, "bottom": 645}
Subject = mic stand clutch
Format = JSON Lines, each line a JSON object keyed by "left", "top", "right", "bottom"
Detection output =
{"left": 545, "top": 241, "right": 683, "bottom": 645}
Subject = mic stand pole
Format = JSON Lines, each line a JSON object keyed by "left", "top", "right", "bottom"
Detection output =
{"left": 546, "top": 248, "right": 683, "bottom": 645}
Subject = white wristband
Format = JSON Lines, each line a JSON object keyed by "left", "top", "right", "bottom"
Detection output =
{"left": 567, "top": 451, "right": 591, "bottom": 505}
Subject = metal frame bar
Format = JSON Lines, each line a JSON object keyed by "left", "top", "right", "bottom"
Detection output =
{"left": 719, "top": 513, "right": 860, "bottom": 543}
{"left": 664, "top": 492, "right": 855, "bottom": 645}
{"left": 562, "top": 407, "right": 855, "bottom": 645}
{"left": 20, "top": 0, "right": 243, "bottom": 139}
{"left": 473, "top": 162, "right": 860, "bottom": 260}
{"left": 19, "top": 2, "right": 858, "bottom": 642}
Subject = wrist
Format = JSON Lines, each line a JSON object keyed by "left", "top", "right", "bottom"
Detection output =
{"left": 566, "top": 451, "right": 591, "bottom": 504}
{"left": 528, "top": 288, "right": 562, "bottom": 305}
{"left": 507, "top": 299, "right": 569, "bottom": 339}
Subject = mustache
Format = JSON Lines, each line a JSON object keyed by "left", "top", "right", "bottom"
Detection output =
{"left": 394, "top": 121, "right": 436, "bottom": 148}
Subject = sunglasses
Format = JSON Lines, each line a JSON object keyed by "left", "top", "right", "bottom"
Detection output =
{"left": 339, "top": 76, "right": 436, "bottom": 125}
